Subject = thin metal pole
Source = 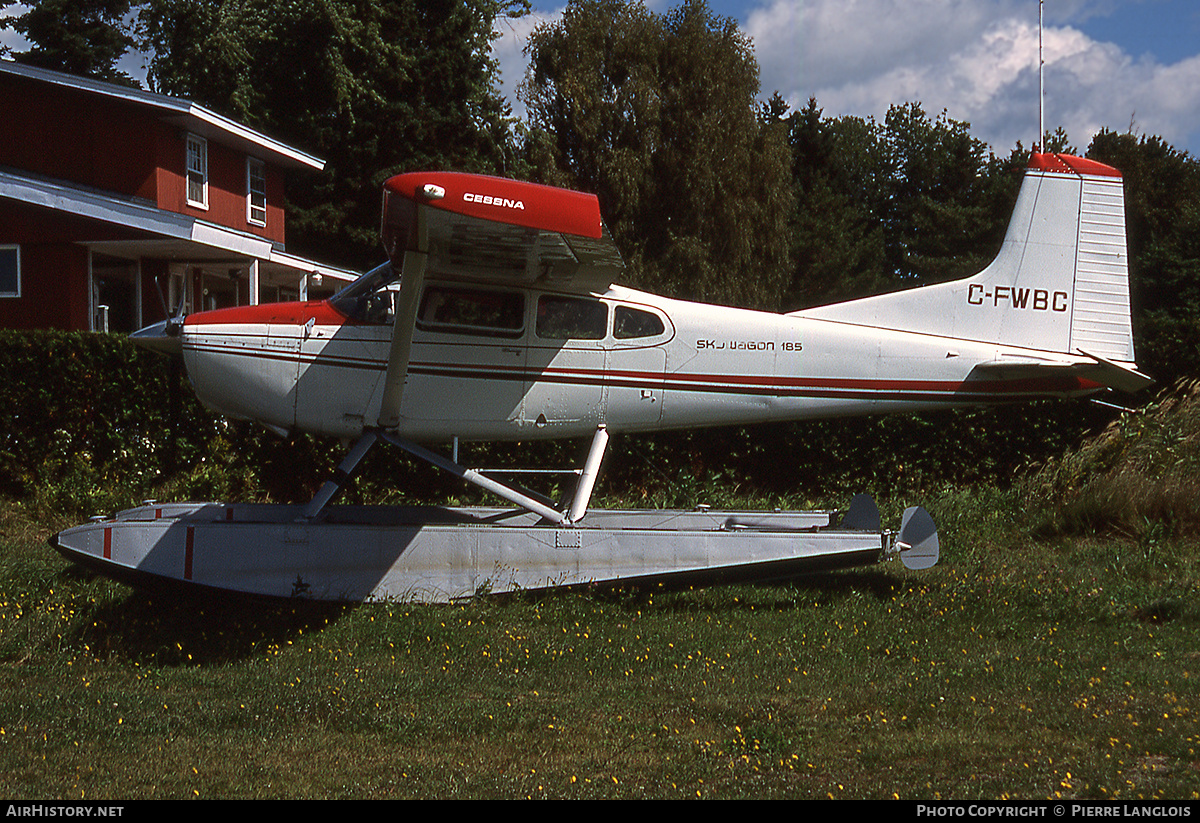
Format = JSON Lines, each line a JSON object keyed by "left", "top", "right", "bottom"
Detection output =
{"left": 379, "top": 432, "right": 568, "bottom": 524}
{"left": 1038, "top": 0, "right": 1044, "bottom": 151}
{"left": 568, "top": 425, "right": 609, "bottom": 523}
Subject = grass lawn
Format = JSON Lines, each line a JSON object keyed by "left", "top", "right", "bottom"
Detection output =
{"left": 0, "top": 489, "right": 1195, "bottom": 800}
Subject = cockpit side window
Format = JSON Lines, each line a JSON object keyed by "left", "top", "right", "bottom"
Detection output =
{"left": 536, "top": 295, "right": 607, "bottom": 340}
{"left": 417, "top": 286, "right": 525, "bottom": 336}
{"left": 329, "top": 261, "right": 398, "bottom": 324}
{"left": 614, "top": 305, "right": 665, "bottom": 339}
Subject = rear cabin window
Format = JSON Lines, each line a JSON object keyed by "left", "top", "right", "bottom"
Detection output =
{"left": 536, "top": 295, "right": 607, "bottom": 340}
{"left": 614, "top": 305, "right": 665, "bottom": 339}
{"left": 418, "top": 286, "right": 524, "bottom": 336}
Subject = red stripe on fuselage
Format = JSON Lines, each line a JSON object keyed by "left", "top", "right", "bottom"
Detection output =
{"left": 183, "top": 300, "right": 349, "bottom": 328}
{"left": 179, "top": 299, "right": 1106, "bottom": 417}
{"left": 182, "top": 332, "right": 1099, "bottom": 402}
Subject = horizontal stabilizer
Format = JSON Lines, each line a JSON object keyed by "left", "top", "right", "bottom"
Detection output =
{"left": 1076, "top": 349, "right": 1155, "bottom": 394}
{"left": 971, "top": 350, "right": 1153, "bottom": 394}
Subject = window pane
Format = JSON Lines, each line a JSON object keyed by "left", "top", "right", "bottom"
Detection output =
{"left": 187, "top": 139, "right": 204, "bottom": 173}
{"left": 186, "top": 136, "right": 207, "bottom": 207}
{"left": 418, "top": 286, "right": 524, "bottom": 334}
{"left": 0, "top": 247, "right": 18, "bottom": 296}
{"left": 247, "top": 159, "right": 266, "bottom": 224}
{"left": 614, "top": 306, "right": 664, "bottom": 338}
{"left": 536, "top": 295, "right": 607, "bottom": 339}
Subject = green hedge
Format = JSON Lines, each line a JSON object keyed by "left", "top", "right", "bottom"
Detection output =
{"left": 1, "top": 331, "right": 215, "bottom": 507}
{"left": 1, "top": 331, "right": 1124, "bottom": 516}
{"left": 0, "top": 331, "right": 379, "bottom": 514}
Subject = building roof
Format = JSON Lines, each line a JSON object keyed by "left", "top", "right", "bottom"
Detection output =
{"left": 1, "top": 60, "right": 325, "bottom": 172}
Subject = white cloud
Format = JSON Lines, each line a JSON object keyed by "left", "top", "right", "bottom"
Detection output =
{"left": 491, "top": 6, "right": 564, "bottom": 121}
{"left": 1, "top": 5, "right": 31, "bottom": 57}
{"left": 743, "top": 0, "right": 1200, "bottom": 155}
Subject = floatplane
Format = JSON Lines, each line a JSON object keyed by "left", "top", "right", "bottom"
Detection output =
{"left": 51, "top": 151, "right": 1151, "bottom": 602}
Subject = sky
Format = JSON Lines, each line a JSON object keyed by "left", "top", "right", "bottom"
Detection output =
{"left": 492, "top": 0, "right": 1200, "bottom": 158}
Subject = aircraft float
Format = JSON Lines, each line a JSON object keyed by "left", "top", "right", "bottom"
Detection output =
{"left": 52, "top": 151, "right": 1151, "bottom": 602}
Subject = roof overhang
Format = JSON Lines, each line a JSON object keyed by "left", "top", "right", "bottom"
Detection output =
{"left": 1, "top": 168, "right": 357, "bottom": 283}
{"left": 1, "top": 60, "right": 325, "bottom": 172}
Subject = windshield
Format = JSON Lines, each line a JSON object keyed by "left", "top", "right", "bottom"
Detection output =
{"left": 329, "top": 261, "right": 396, "bottom": 320}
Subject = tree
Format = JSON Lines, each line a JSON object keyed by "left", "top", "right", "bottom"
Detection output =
{"left": 522, "top": 0, "right": 792, "bottom": 310}
{"left": 138, "top": 0, "right": 526, "bottom": 269}
{"left": 877, "top": 103, "right": 1013, "bottom": 287}
{"left": 783, "top": 98, "right": 887, "bottom": 309}
{"left": 1, "top": 0, "right": 137, "bottom": 85}
{"left": 783, "top": 100, "right": 1022, "bottom": 309}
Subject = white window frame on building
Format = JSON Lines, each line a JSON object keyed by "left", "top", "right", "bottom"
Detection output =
{"left": 0, "top": 245, "right": 19, "bottom": 297}
{"left": 246, "top": 157, "right": 267, "bottom": 226}
{"left": 186, "top": 134, "right": 208, "bottom": 209}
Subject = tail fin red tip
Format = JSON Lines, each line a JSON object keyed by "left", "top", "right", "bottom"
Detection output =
{"left": 1028, "top": 153, "right": 1122, "bottom": 178}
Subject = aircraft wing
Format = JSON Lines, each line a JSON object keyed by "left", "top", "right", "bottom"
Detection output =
{"left": 376, "top": 172, "right": 623, "bottom": 429}
{"left": 382, "top": 171, "right": 624, "bottom": 288}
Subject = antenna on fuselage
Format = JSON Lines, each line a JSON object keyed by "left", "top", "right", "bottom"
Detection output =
{"left": 1038, "top": 0, "right": 1044, "bottom": 150}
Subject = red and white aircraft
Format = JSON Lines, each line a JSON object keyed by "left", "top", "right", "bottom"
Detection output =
{"left": 66, "top": 151, "right": 1147, "bottom": 601}
{"left": 137, "top": 152, "right": 1148, "bottom": 479}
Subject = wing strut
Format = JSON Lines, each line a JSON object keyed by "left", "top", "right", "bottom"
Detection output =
{"left": 301, "top": 431, "right": 380, "bottom": 520}
{"left": 378, "top": 247, "right": 427, "bottom": 430}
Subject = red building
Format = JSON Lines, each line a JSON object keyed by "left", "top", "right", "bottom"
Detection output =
{"left": 0, "top": 60, "right": 357, "bottom": 332}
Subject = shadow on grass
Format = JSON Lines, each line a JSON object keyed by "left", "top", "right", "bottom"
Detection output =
{"left": 781, "top": 568, "right": 902, "bottom": 600}
{"left": 59, "top": 565, "right": 353, "bottom": 667}
{"left": 52, "top": 557, "right": 907, "bottom": 668}
{"left": 503, "top": 567, "right": 904, "bottom": 613}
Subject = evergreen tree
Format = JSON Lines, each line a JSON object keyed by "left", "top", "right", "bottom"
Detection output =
{"left": 784, "top": 100, "right": 1021, "bottom": 309}
{"left": 783, "top": 98, "right": 887, "bottom": 309}
{"left": 878, "top": 102, "right": 1008, "bottom": 286}
{"left": 1, "top": 0, "right": 137, "bottom": 85}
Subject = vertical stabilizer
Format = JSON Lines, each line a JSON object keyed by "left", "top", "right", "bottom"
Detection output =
{"left": 797, "top": 153, "right": 1138, "bottom": 368}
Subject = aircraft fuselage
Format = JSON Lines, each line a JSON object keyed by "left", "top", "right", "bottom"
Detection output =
{"left": 179, "top": 279, "right": 1100, "bottom": 443}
